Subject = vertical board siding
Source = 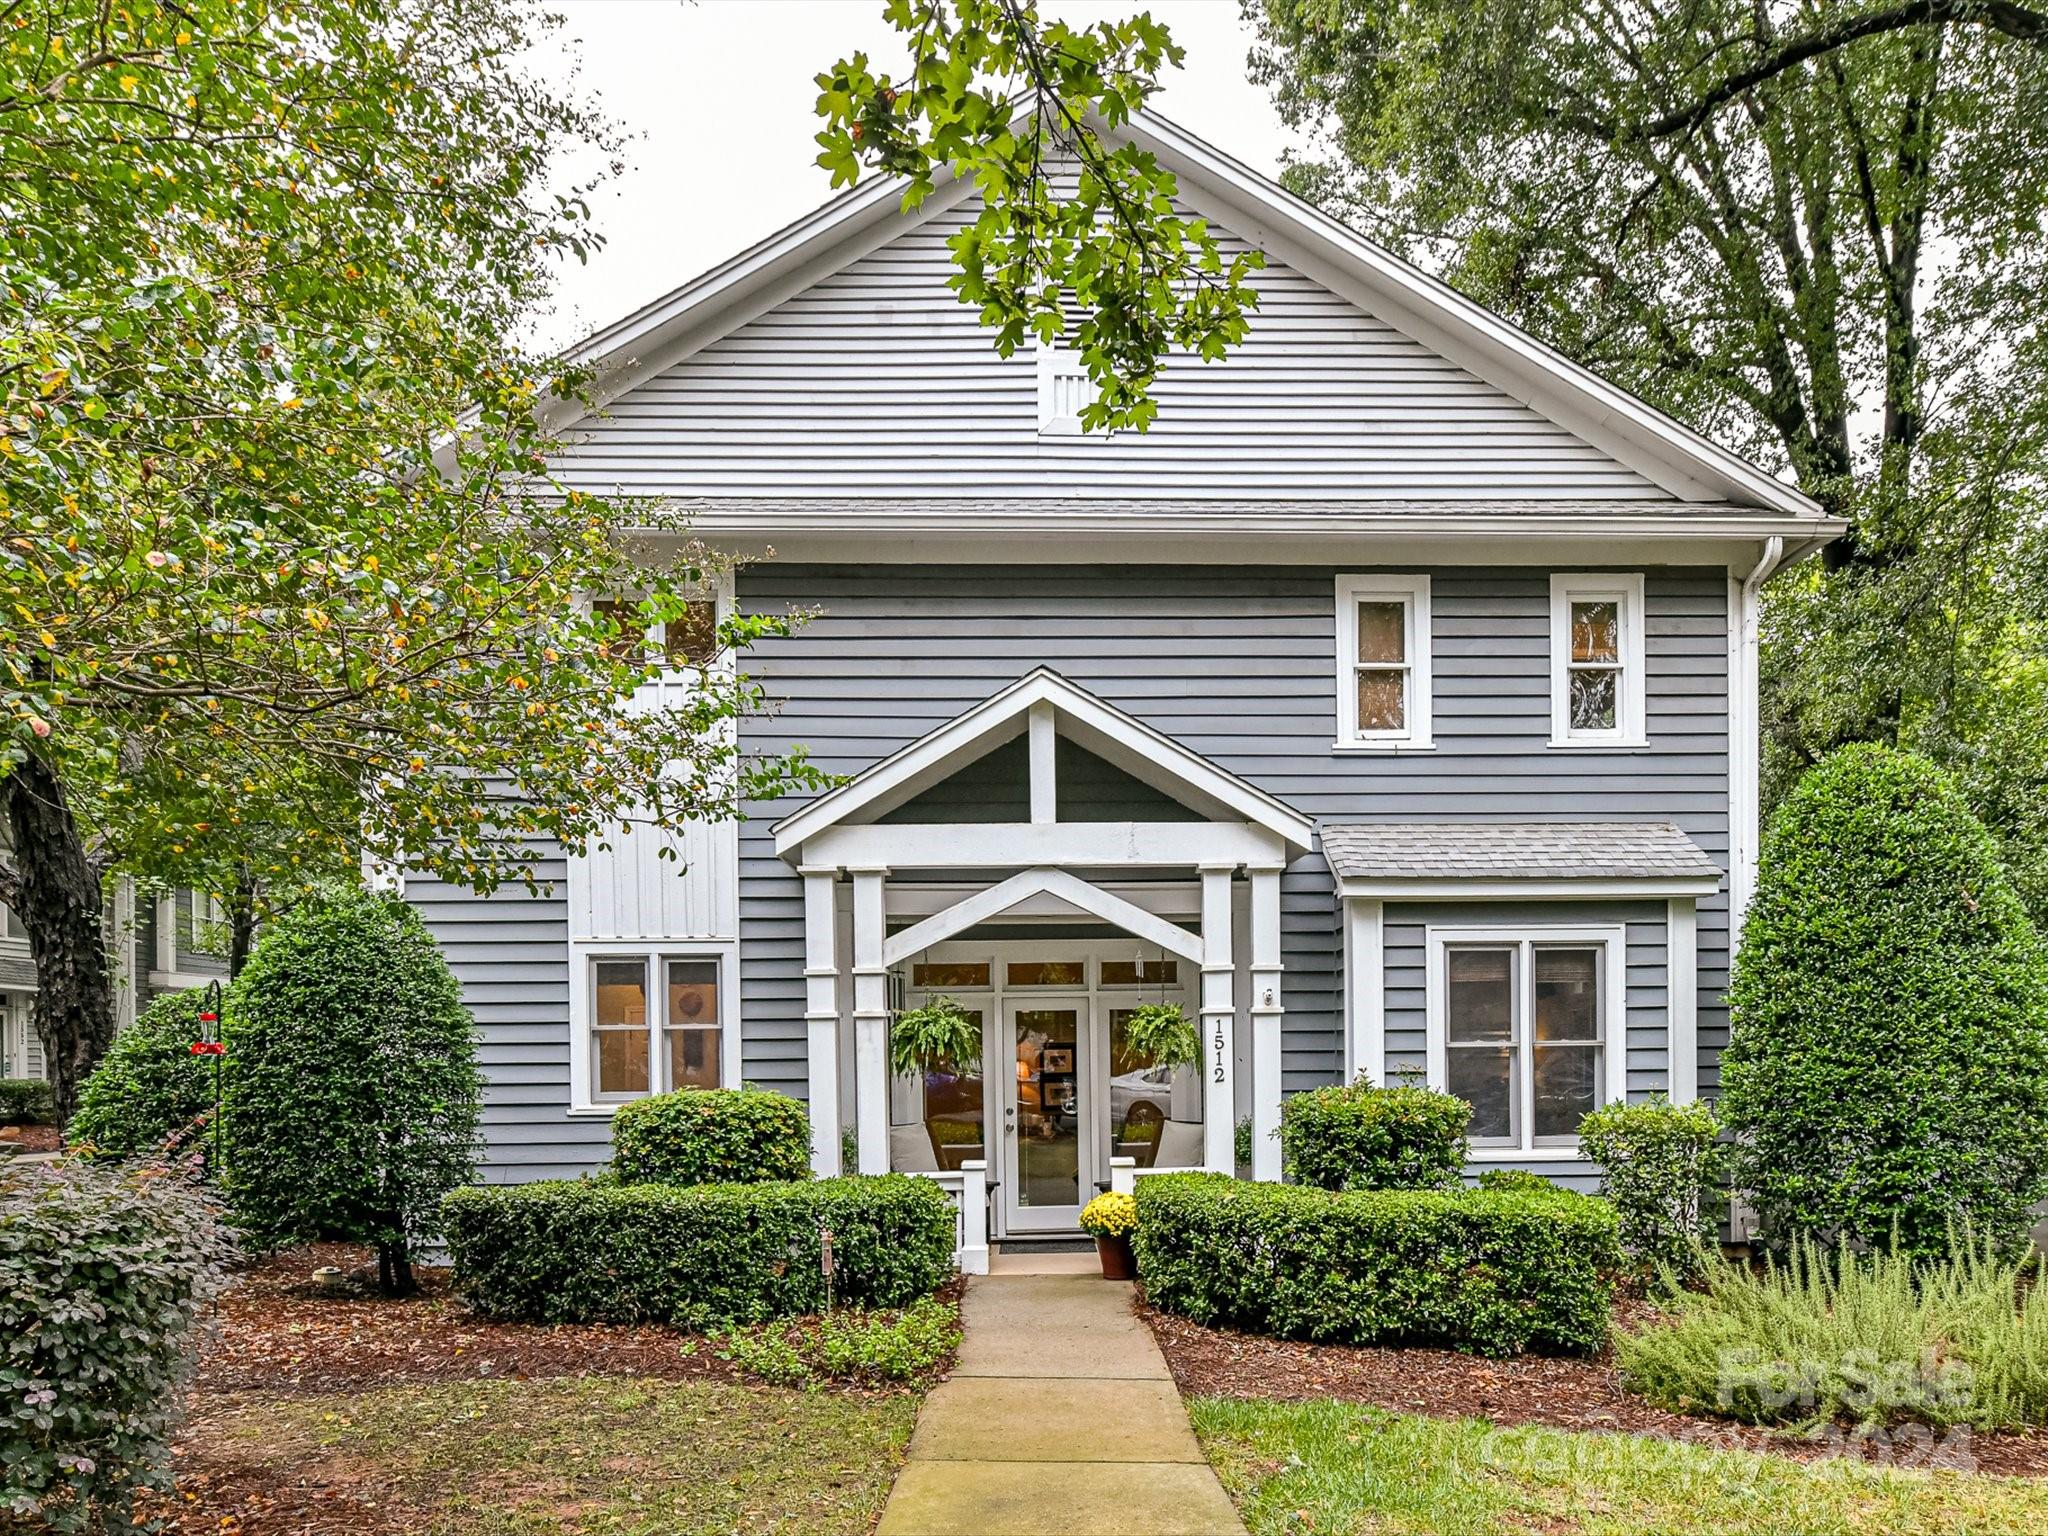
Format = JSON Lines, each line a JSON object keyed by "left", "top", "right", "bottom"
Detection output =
{"left": 566, "top": 818, "right": 738, "bottom": 942}
{"left": 550, "top": 201, "right": 1673, "bottom": 503}
{"left": 737, "top": 564, "right": 1728, "bottom": 1117}
{"left": 406, "top": 853, "right": 613, "bottom": 1181}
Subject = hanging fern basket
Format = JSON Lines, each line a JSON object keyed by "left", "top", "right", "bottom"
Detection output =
{"left": 1121, "top": 1001, "right": 1199, "bottom": 1070}
{"left": 890, "top": 995, "right": 982, "bottom": 1077}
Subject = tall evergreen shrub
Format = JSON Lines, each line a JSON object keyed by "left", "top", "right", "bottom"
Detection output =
{"left": 224, "top": 889, "right": 479, "bottom": 1293}
{"left": 1722, "top": 744, "right": 2048, "bottom": 1256}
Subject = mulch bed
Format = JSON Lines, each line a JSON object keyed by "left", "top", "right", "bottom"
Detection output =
{"left": 1141, "top": 1300, "right": 2048, "bottom": 1479}
{"left": 0, "top": 1124, "right": 61, "bottom": 1153}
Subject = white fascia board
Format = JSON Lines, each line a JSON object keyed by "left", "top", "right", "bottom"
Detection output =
{"left": 1337, "top": 875, "right": 1724, "bottom": 901}
{"left": 771, "top": 668, "right": 1314, "bottom": 857}
{"left": 801, "top": 820, "right": 1288, "bottom": 872}
{"left": 1114, "top": 110, "right": 1827, "bottom": 522}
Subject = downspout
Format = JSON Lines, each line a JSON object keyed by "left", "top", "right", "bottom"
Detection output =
{"left": 1730, "top": 536, "right": 1785, "bottom": 936}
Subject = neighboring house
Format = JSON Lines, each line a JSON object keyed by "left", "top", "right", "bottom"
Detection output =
{"left": 403, "top": 108, "right": 1841, "bottom": 1254}
{"left": 0, "top": 884, "right": 230, "bottom": 1081}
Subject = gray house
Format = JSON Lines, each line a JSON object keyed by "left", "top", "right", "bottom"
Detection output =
{"left": 406, "top": 109, "right": 1841, "bottom": 1268}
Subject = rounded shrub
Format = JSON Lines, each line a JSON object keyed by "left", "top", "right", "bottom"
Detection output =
{"left": 2, "top": 1159, "right": 230, "bottom": 1533}
{"left": 1577, "top": 1095, "right": 1725, "bottom": 1279}
{"left": 1722, "top": 744, "right": 2048, "bottom": 1257}
{"left": 0, "top": 1078, "right": 54, "bottom": 1126}
{"left": 1280, "top": 1077, "right": 1469, "bottom": 1191}
{"left": 67, "top": 991, "right": 214, "bottom": 1161}
{"left": 224, "top": 888, "right": 480, "bottom": 1294}
{"left": 611, "top": 1087, "right": 812, "bottom": 1187}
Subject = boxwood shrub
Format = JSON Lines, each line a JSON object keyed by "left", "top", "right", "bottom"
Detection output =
{"left": 610, "top": 1087, "right": 812, "bottom": 1187}
{"left": 0, "top": 1078, "right": 54, "bottom": 1126}
{"left": 1136, "top": 1172, "right": 1620, "bottom": 1357}
{"left": 1280, "top": 1078, "right": 1469, "bottom": 1191}
{"left": 443, "top": 1173, "right": 955, "bottom": 1326}
{"left": 67, "top": 992, "right": 214, "bottom": 1160}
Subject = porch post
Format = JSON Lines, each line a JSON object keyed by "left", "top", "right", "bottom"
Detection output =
{"left": 1248, "top": 863, "right": 1285, "bottom": 1183}
{"left": 1199, "top": 862, "right": 1237, "bottom": 1174}
{"left": 1667, "top": 897, "right": 1699, "bottom": 1104}
{"left": 850, "top": 866, "right": 891, "bottom": 1175}
{"left": 801, "top": 867, "right": 842, "bottom": 1176}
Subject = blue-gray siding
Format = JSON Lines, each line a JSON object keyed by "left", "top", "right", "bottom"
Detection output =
{"left": 736, "top": 563, "right": 1730, "bottom": 1111}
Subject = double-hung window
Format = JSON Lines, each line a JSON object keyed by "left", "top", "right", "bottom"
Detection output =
{"left": 1427, "top": 927, "right": 1625, "bottom": 1156}
{"left": 1334, "top": 575, "right": 1432, "bottom": 749}
{"left": 588, "top": 953, "right": 727, "bottom": 1103}
{"left": 593, "top": 594, "right": 722, "bottom": 670}
{"left": 1549, "top": 574, "right": 1645, "bottom": 747}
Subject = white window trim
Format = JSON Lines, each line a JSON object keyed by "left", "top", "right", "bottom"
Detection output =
{"left": 567, "top": 939, "right": 741, "bottom": 1115}
{"left": 1333, "top": 574, "right": 1433, "bottom": 751}
{"left": 1423, "top": 923, "right": 1627, "bottom": 1161}
{"left": 1549, "top": 573, "right": 1647, "bottom": 749}
{"left": 582, "top": 571, "right": 736, "bottom": 680}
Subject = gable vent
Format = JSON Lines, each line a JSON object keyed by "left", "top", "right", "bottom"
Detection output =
{"left": 1036, "top": 346, "right": 1091, "bottom": 436}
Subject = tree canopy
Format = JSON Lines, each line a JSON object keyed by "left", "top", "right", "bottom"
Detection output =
{"left": 1247, "top": 0, "right": 2048, "bottom": 907}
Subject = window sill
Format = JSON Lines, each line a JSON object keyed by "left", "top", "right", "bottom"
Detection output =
{"left": 1467, "top": 1147, "right": 1590, "bottom": 1164}
{"left": 1545, "top": 736, "right": 1648, "bottom": 751}
{"left": 1331, "top": 739, "right": 1436, "bottom": 754}
{"left": 566, "top": 1104, "right": 622, "bottom": 1119}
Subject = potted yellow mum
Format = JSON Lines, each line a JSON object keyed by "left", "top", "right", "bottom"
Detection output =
{"left": 1078, "top": 1191, "right": 1138, "bottom": 1280}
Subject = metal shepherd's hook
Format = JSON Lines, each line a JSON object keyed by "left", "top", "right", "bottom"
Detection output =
{"left": 190, "top": 979, "right": 226, "bottom": 1174}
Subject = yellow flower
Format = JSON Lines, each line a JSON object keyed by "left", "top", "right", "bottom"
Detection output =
{"left": 1078, "top": 1191, "right": 1136, "bottom": 1240}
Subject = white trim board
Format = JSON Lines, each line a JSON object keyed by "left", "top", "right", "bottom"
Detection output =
{"left": 1336, "top": 876, "right": 1722, "bottom": 901}
{"left": 564, "top": 937, "right": 742, "bottom": 1115}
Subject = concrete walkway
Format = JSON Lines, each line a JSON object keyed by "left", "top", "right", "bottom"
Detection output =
{"left": 876, "top": 1274, "right": 1246, "bottom": 1536}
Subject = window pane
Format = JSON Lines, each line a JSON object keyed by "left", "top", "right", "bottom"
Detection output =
{"left": 912, "top": 961, "right": 992, "bottom": 990}
{"left": 663, "top": 599, "right": 719, "bottom": 667}
{"left": 1100, "top": 959, "right": 1179, "bottom": 987}
{"left": 1448, "top": 1046, "right": 1514, "bottom": 1140}
{"left": 1356, "top": 668, "right": 1407, "bottom": 732}
{"left": 1533, "top": 1043, "right": 1600, "bottom": 1138}
{"left": 1447, "top": 948, "right": 1514, "bottom": 1043}
{"left": 1533, "top": 948, "right": 1600, "bottom": 1043}
{"left": 1007, "top": 960, "right": 1085, "bottom": 987}
{"left": 597, "top": 1028, "right": 649, "bottom": 1096}
{"left": 1357, "top": 600, "right": 1407, "bottom": 663}
{"left": 593, "top": 599, "right": 646, "bottom": 661}
{"left": 595, "top": 961, "right": 647, "bottom": 1028}
{"left": 666, "top": 960, "right": 718, "bottom": 1028}
{"left": 921, "top": 1007, "right": 985, "bottom": 1171}
{"left": 1570, "top": 600, "right": 1620, "bottom": 663}
{"left": 1568, "top": 669, "right": 1618, "bottom": 731}
{"left": 1109, "top": 1007, "right": 1198, "bottom": 1168}
{"left": 667, "top": 1027, "right": 720, "bottom": 1090}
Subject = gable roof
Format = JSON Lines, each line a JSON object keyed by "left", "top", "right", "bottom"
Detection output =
{"left": 544, "top": 104, "right": 1831, "bottom": 532}
{"left": 771, "top": 667, "right": 1315, "bottom": 859}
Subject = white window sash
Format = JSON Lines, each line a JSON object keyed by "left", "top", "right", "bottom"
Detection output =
{"left": 1333, "top": 574, "right": 1433, "bottom": 750}
{"left": 1548, "top": 573, "right": 1647, "bottom": 747}
{"left": 1424, "top": 925, "right": 1628, "bottom": 1160}
{"left": 568, "top": 940, "right": 741, "bottom": 1114}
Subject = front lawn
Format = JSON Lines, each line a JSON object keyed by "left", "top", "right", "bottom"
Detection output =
{"left": 163, "top": 1376, "right": 917, "bottom": 1535}
{"left": 1192, "top": 1397, "right": 2048, "bottom": 1536}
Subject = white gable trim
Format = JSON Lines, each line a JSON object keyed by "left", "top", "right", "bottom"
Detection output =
{"left": 546, "top": 105, "right": 1825, "bottom": 527}
{"left": 881, "top": 868, "right": 1204, "bottom": 968}
{"left": 771, "top": 667, "right": 1314, "bottom": 858}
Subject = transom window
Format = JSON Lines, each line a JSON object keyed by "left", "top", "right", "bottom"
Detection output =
{"left": 1549, "top": 574, "right": 1646, "bottom": 746}
{"left": 589, "top": 954, "right": 724, "bottom": 1101}
{"left": 1334, "top": 575, "right": 1432, "bottom": 748}
{"left": 1427, "top": 928, "right": 1625, "bottom": 1155}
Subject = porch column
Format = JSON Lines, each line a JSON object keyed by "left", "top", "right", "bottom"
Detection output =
{"left": 1667, "top": 897, "right": 1699, "bottom": 1104}
{"left": 801, "top": 867, "right": 842, "bottom": 1176}
{"left": 1248, "top": 863, "right": 1285, "bottom": 1183}
{"left": 1199, "top": 863, "right": 1237, "bottom": 1174}
{"left": 850, "top": 865, "right": 891, "bottom": 1175}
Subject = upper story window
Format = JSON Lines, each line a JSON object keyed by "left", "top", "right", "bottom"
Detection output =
{"left": 593, "top": 593, "right": 722, "bottom": 670}
{"left": 1426, "top": 926, "right": 1626, "bottom": 1158}
{"left": 1334, "top": 574, "right": 1432, "bottom": 750}
{"left": 1549, "top": 573, "right": 1646, "bottom": 748}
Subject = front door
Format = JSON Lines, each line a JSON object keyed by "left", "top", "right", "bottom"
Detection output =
{"left": 1001, "top": 998, "right": 1092, "bottom": 1233}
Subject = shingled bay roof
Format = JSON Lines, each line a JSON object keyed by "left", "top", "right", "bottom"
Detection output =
{"left": 1319, "top": 821, "right": 1723, "bottom": 886}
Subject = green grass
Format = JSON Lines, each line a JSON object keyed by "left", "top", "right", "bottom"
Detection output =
{"left": 1190, "top": 1396, "right": 2048, "bottom": 1536}
{"left": 199, "top": 1375, "right": 920, "bottom": 1534}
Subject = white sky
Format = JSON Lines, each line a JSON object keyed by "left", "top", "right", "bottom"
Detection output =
{"left": 529, "top": 0, "right": 1301, "bottom": 352}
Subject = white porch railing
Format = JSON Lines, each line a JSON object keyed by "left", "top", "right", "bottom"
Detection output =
{"left": 908, "top": 1159, "right": 990, "bottom": 1275}
{"left": 1108, "top": 1154, "right": 1192, "bottom": 1198}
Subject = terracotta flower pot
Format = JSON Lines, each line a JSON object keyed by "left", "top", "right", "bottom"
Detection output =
{"left": 1094, "top": 1233, "right": 1136, "bottom": 1280}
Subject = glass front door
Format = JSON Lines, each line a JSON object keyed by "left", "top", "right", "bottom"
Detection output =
{"left": 1002, "top": 1000, "right": 1090, "bottom": 1232}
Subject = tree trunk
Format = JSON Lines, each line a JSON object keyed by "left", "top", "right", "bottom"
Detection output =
{"left": 226, "top": 864, "right": 258, "bottom": 978}
{"left": 377, "top": 1238, "right": 417, "bottom": 1298}
{"left": 0, "top": 751, "right": 114, "bottom": 1124}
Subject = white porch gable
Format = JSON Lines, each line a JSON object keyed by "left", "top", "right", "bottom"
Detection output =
{"left": 777, "top": 669, "right": 1312, "bottom": 1189}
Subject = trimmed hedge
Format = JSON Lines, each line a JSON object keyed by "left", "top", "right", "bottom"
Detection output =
{"left": 1280, "top": 1078, "right": 1469, "bottom": 1191}
{"left": 1723, "top": 744, "right": 2048, "bottom": 1256}
{"left": 67, "top": 992, "right": 214, "bottom": 1160}
{"left": 610, "top": 1087, "right": 811, "bottom": 1187}
{"left": 0, "top": 1078, "right": 53, "bottom": 1126}
{"left": 1577, "top": 1095, "right": 1726, "bottom": 1278}
{"left": 443, "top": 1173, "right": 956, "bottom": 1327}
{"left": 1136, "top": 1173, "right": 1620, "bottom": 1357}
